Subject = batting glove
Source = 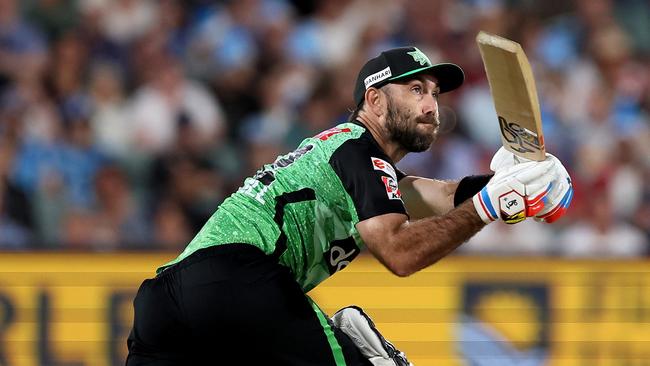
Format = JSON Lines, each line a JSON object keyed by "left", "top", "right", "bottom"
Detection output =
{"left": 473, "top": 160, "right": 554, "bottom": 224}
{"left": 490, "top": 147, "right": 574, "bottom": 223}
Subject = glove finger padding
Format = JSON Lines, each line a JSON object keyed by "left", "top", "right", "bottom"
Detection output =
{"left": 525, "top": 179, "right": 553, "bottom": 217}
{"left": 508, "top": 160, "right": 554, "bottom": 185}
{"left": 473, "top": 160, "right": 553, "bottom": 224}
{"left": 489, "top": 160, "right": 553, "bottom": 187}
{"left": 536, "top": 186, "right": 573, "bottom": 223}
{"left": 490, "top": 146, "right": 529, "bottom": 172}
{"left": 535, "top": 156, "right": 573, "bottom": 223}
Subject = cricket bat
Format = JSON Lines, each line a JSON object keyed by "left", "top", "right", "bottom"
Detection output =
{"left": 476, "top": 31, "right": 546, "bottom": 161}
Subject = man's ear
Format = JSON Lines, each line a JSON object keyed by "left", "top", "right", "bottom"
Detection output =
{"left": 365, "top": 87, "right": 385, "bottom": 117}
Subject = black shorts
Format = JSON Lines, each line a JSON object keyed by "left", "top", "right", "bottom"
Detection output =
{"left": 125, "top": 244, "right": 371, "bottom": 366}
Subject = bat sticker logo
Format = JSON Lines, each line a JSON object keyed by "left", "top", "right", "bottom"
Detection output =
{"left": 498, "top": 116, "right": 544, "bottom": 154}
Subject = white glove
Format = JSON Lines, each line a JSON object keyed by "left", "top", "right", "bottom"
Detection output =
{"left": 331, "top": 306, "right": 412, "bottom": 366}
{"left": 472, "top": 159, "right": 554, "bottom": 224}
{"left": 490, "top": 147, "right": 573, "bottom": 223}
{"left": 490, "top": 146, "right": 526, "bottom": 172}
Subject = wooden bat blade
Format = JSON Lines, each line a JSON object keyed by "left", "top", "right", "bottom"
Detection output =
{"left": 476, "top": 31, "right": 546, "bottom": 161}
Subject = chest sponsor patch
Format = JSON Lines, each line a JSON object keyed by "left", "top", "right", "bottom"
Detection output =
{"left": 381, "top": 176, "right": 402, "bottom": 200}
{"left": 371, "top": 157, "right": 397, "bottom": 180}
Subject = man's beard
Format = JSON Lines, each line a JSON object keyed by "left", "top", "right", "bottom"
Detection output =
{"left": 385, "top": 97, "right": 439, "bottom": 152}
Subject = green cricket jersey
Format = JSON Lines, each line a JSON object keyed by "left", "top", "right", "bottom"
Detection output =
{"left": 158, "top": 121, "right": 407, "bottom": 292}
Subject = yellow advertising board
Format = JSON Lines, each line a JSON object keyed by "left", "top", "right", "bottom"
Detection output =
{"left": 0, "top": 252, "right": 649, "bottom": 366}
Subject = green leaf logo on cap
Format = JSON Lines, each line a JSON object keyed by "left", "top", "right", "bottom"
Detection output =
{"left": 407, "top": 47, "right": 431, "bottom": 66}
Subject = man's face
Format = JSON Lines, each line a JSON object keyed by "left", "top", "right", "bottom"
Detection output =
{"left": 383, "top": 76, "right": 440, "bottom": 152}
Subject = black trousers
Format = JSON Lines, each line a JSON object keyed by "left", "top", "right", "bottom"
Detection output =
{"left": 126, "top": 244, "right": 371, "bottom": 365}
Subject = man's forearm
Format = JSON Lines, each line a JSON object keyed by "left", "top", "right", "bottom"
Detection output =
{"left": 399, "top": 177, "right": 460, "bottom": 219}
{"left": 389, "top": 200, "right": 485, "bottom": 276}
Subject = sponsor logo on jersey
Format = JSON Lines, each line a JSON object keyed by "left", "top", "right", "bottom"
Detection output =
{"left": 381, "top": 176, "right": 401, "bottom": 200}
{"left": 325, "top": 237, "right": 359, "bottom": 275}
{"left": 364, "top": 66, "right": 392, "bottom": 88}
{"left": 371, "top": 157, "right": 397, "bottom": 180}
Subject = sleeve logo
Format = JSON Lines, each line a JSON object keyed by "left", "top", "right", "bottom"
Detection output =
{"left": 381, "top": 176, "right": 402, "bottom": 200}
{"left": 314, "top": 127, "right": 352, "bottom": 141}
{"left": 371, "top": 157, "right": 397, "bottom": 180}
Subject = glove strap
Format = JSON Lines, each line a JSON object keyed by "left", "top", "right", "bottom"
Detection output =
{"left": 472, "top": 188, "right": 498, "bottom": 223}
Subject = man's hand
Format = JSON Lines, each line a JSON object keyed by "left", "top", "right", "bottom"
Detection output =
{"left": 472, "top": 160, "right": 553, "bottom": 224}
{"left": 490, "top": 147, "right": 573, "bottom": 223}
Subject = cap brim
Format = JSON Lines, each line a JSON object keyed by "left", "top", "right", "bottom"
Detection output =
{"left": 389, "top": 63, "right": 465, "bottom": 94}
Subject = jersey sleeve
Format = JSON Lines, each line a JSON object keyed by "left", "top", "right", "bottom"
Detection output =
{"left": 329, "top": 140, "right": 408, "bottom": 221}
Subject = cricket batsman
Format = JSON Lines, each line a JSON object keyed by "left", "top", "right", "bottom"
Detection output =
{"left": 125, "top": 46, "right": 572, "bottom": 365}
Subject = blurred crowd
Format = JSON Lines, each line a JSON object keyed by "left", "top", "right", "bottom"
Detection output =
{"left": 0, "top": 0, "right": 648, "bottom": 256}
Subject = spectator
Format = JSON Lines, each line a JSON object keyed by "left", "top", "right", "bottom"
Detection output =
{"left": 0, "top": 0, "right": 646, "bottom": 254}
{"left": 607, "top": 139, "right": 646, "bottom": 220}
{"left": 47, "top": 31, "right": 90, "bottom": 126}
{"left": 185, "top": 0, "right": 262, "bottom": 79}
{"left": 61, "top": 207, "right": 97, "bottom": 249}
{"left": 152, "top": 198, "right": 192, "bottom": 250}
{"left": 287, "top": 0, "right": 400, "bottom": 67}
{"left": 87, "top": 62, "right": 131, "bottom": 159}
{"left": 0, "top": 0, "right": 47, "bottom": 84}
{"left": 24, "top": 0, "right": 79, "bottom": 41}
{"left": 129, "top": 55, "right": 225, "bottom": 154}
{"left": 462, "top": 219, "right": 555, "bottom": 256}
{"left": 60, "top": 117, "right": 108, "bottom": 209}
{"left": 558, "top": 194, "right": 648, "bottom": 258}
{"left": 0, "top": 137, "right": 32, "bottom": 249}
{"left": 9, "top": 77, "right": 65, "bottom": 196}
{"left": 90, "top": 0, "right": 157, "bottom": 46}
{"left": 148, "top": 113, "right": 227, "bottom": 233}
{"left": 92, "top": 165, "right": 149, "bottom": 249}
{"left": 60, "top": 164, "right": 149, "bottom": 250}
